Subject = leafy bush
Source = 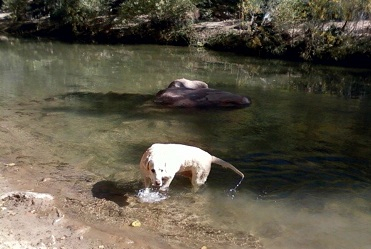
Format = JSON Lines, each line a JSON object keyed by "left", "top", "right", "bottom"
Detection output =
{"left": 117, "top": 0, "right": 197, "bottom": 44}
{"left": 2, "top": 0, "right": 111, "bottom": 32}
{"left": 119, "top": 0, "right": 197, "bottom": 27}
{"left": 193, "top": 0, "right": 239, "bottom": 20}
{"left": 244, "top": 0, "right": 371, "bottom": 61}
{"left": 2, "top": 0, "right": 27, "bottom": 21}
{"left": 50, "top": 0, "right": 110, "bottom": 32}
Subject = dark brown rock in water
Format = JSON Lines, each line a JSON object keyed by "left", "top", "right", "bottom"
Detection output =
{"left": 155, "top": 79, "right": 251, "bottom": 108}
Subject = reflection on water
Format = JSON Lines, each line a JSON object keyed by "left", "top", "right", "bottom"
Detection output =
{"left": 1, "top": 39, "right": 371, "bottom": 249}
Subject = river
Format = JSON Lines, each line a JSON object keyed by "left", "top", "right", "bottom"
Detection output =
{"left": 1, "top": 39, "right": 371, "bottom": 249}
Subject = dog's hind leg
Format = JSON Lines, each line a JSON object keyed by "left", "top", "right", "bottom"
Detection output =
{"left": 191, "top": 169, "right": 210, "bottom": 191}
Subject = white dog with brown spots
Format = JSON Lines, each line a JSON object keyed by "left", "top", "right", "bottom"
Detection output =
{"left": 139, "top": 143, "right": 244, "bottom": 192}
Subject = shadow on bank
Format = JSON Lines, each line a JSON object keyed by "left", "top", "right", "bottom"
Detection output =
{"left": 92, "top": 180, "right": 142, "bottom": 207}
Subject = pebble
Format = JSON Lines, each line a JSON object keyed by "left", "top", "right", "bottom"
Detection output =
{"left": 41, "top": 177, "right": 51, "bottom": 182}
{"left": 125, "top": 238, "right": 134, "bottom": 244}
{"left": 130, "top": 220, "right": 141, "bottom": 227}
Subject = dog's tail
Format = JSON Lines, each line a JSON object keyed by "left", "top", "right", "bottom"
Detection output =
{"left": 211, "top": 156, "right": 244, "bottom": 179}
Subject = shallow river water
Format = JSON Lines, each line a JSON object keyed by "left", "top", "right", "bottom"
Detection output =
{"left": 1, "top": 39, "right": 371, "bottom": 249}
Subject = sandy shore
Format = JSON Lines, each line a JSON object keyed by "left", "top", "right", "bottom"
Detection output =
{"left": 0, "top": 104, "right": 263, "bottom": 249}
{"left": 0, "top": 150, "right": 173, "bottom": 249}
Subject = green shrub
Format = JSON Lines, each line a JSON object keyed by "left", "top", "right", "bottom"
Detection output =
{"left": 49, "top": 0, "right": 110, "bottom": 33}
{"left": 119, "top": 0, "right": 197, "bottom": 27}
{"left": 266, "top": 0, "right": 371, "bottom": 61}
{"left": 118, "top": 0, "right": 197, "bottom": 44}
{"left": 2, "top": 0, "right": 28, "bottom": 21}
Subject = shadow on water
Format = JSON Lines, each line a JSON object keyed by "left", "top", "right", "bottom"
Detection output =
{"left": 43, "top": 91, "right": 250, "bottom": 118}
{"left": 44, "top": 91, "right": 155, "bottom": 115}
{"left": 220, "top": 152, "right": 371, "bottom": 200}
{"left": 92, "top": 180, "right": 142, "bottom": 207}
{"left": 203, "top": 151, "right": 371, "bottom": 202}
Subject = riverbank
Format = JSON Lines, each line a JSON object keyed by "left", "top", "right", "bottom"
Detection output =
{"left": 0, "top": 103, "right": 263, "bottom": 249}
{"left": 0, "top": 9, "right": 370, "bottom": 68}
{"left": 0, "top": 167, "right": 177, "bottom": 249}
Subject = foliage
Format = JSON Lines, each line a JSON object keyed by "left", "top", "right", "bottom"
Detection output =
{"left": 242, "top": 0, "right": 371, "bottom": 24}
{"left": 1, "top": 0, "right": 111, "bottom": 33}
{"left": 49, "top": 0, "right": 110, "bottom": 33}
{"left": 118, "top": 0, "right": 197, "bottom": 44}
{"left": 2, "top": 0, "right": 27, "bottom": 21}
{"left": 268, "top": 0, "right": 307, "bottom": 25}
{"left": 119, "top": 0, "right": 196, "bottom": 26}
{"left": 237, "top": 0, "right": 371, "bottom": 62}
{"left": 239, "top": 0, "right": 265, "bottom": 21}
{"left": 193, "top": 0, "right": 239, "bottom": 20}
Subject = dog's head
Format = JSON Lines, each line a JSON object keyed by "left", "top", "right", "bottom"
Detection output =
{"left": 146, "top": 160, "right": 168, "bottom": 187}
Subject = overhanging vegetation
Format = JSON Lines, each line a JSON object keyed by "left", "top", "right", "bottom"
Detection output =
{"left": 0, "top": 0, "right": 370, "bottom": 67}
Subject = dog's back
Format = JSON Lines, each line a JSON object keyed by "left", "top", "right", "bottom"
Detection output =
{"left": 149, "top": 143, "right": 211, "bottom": 164}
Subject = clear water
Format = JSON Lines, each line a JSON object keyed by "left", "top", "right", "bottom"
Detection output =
{"left": 1, "top": 39, "right": 371, "bottom": 249}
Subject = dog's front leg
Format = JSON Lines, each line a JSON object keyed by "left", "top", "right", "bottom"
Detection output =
{"left": 144, "top": 177, "right": 152, "bottom": 189}
{"left": 159, "top": 176, "right": 174, "bottom": 192}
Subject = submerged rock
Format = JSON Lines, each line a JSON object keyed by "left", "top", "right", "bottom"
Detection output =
{"left": 167, "top": 78, "right": 209, "bottom": 89}
{"left": 0, "top": 35, "right": 9, "bottom": 42}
